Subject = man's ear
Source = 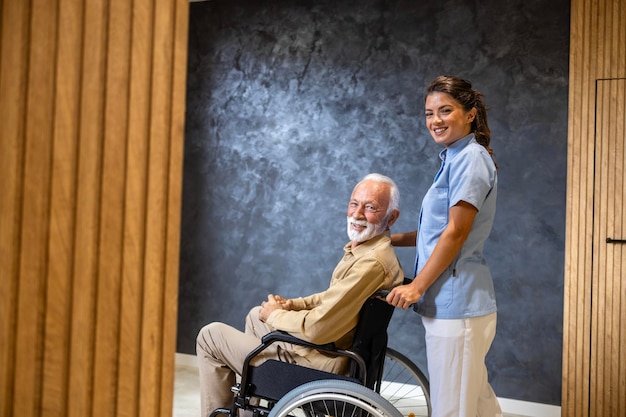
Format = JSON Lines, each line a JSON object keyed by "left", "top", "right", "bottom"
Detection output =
{"left": 386, "top": 209, "right": 400, "bottom": 228}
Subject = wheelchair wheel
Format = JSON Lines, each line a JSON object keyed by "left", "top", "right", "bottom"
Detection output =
{"left": 380, "top": 348, "right": 431, "bottom": 417}
{"left": 268, "top": 379, "right": 403, "bottom": 417}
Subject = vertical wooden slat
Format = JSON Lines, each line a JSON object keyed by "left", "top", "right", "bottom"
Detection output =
{"left": 596, "top": 80, "right": 616, "bottom": 416}
{"left": 42, "top": 0, "right": 82, "bottom": 417}
{"left": 0, "top": 0, "right": 29, "bottom": 416}
{"left": 117, "top": 0, "right": 152, "bottom": 415}
{"left": 91, "top": 0, "right": 132, "bottom": 414}
{"left": 66, "top": 0, "right": 106, "bottom": 415}
{"left": 566, "top": 0, "right": 582, "bottom": 414}
{"left": 619, "top": 75, "right": 626, "bottom": 417}
{"left": 563, "top": 0, "right": 582, "bottom": 413}
{"left": 160, "top": 1, "right": 189, "bottom": 416}
{"left": 14, "top": 0, "right": 57, "bottom": 415}
{"left": 599, "top": 79, "right": 609, "bottom": 417}
{"left": 605, "top": 81, "right": 616, "bottom": 417}
{"left": 590, "top": 81, "right": 605, "bottom": 417}
{"left": 608, "top": 80, "right": 624, "bottom": 417}
{"left": 576, "top": 0, "right": 594, "bottom": 412}
{"left": 139, "top": 0, "right": 174, "bottom": 414}
{"left": 41, "top": 0, "right": 82, "bottom": 415}
{"left": 608, "top": 80, "right": 619, "bottom": 417}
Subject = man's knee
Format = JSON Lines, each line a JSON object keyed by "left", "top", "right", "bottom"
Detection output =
{"left": 197, "top": 322, "right": 228, "bottom": 355}
{"left": 244, "top": 306, "right": 262, "bottom": 333}
{"left": 246, "top": 306, "right": 261, "bottom": 321}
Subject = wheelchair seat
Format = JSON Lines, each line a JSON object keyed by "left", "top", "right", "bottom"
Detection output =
{"left": 214, "top": 294, "right": 396, "bottom": 417}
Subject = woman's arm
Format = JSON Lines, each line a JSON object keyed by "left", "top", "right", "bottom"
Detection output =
{"left": 386, "top": 201, "right": 477, "bottom": 309}
{"left": 391, "top": 231, "right": 417, "bottom": 247}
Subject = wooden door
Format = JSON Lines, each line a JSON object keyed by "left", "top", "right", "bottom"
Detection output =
{"left": 590, "top": 78, "right": 626, "bottom": 416}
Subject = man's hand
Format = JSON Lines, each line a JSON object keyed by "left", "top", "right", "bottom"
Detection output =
{"left": 259, "top": 294, "right": 284, "bottom": 322}
{"left": 274, "top": 295, "right": 295, "bottom": 310}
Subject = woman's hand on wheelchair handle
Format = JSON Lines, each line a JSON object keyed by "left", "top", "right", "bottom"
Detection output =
{"left": 385, "top": 283, "right": 422, "bottom": 310}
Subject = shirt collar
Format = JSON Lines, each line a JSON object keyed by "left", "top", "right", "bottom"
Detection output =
{"left": 343, "top": 230, "right": 391, "bottom": 256}
{"left": 439, "top": 133, "right": 476, "bottom": 162}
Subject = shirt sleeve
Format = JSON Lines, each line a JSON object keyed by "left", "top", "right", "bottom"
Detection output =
{"left": 289, "top": 293, "right": 323, "bottom": 310}
{"left": 265, "top": 257, "right": 387, "bottom": 345}
{"left": 449, "top": 145, "right": 496, "bottom": 210}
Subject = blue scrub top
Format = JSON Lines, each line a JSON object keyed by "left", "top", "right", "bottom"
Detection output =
{"left": 414, "top": 134, "right": 498, "bottom": 319}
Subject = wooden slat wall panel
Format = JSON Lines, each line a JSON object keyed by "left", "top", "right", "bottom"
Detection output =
{"left": 564, "top": 0, "right": 626, "bottom": 416}
{"left": 0, "top": 0, "right": 189, "bottom": 416}
{"left": 0, "top": 1, "right": 30, "bottom": 417}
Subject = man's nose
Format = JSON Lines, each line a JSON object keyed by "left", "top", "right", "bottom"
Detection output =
{"left": 350, "top": 204, "right": 367, "bottom": 218}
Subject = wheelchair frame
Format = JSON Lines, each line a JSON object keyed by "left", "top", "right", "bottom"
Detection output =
{"left": 209, "top": 293, "right": 431, "bottom": 417}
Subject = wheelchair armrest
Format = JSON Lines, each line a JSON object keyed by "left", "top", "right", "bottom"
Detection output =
{"left": 261, "top": 330, "right": 337, "bottom": 352}
{"left": 239, "top": 330, "right": 368, "bottom": 403}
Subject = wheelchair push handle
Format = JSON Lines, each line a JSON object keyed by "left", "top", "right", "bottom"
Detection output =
{"left": 375, "top": 289, "right": 391, "bottom": 298}
{"left": 374, "top": 277, "right": 416, "bottom": 306}
{"left": 375, "top": 278, "right": 412, "bottom": 299}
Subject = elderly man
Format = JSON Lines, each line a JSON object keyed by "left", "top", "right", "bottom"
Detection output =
{"left": 196, "top": 173, "right": 404, "bottom": 417}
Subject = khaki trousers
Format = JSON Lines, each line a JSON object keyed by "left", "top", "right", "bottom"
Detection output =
{"left": 196, "top": 306, "right": 348, "bottom": 417}
{"left": 196, "top": 306, "right": 298, "bottom": 417}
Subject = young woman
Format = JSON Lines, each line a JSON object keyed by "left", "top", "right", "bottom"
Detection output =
{"left": 387, "top": 75, "right": 502, "bottom": 417}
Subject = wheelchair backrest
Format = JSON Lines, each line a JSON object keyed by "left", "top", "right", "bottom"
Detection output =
{"left": 349, "top": 295, "right": 396, "bottom": 390}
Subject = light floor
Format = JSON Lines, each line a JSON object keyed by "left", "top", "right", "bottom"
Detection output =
{"left": 174, "top": 364, "right": 201, "bottom": 417}
{"left": 172, "top": 362, "right": 528, "bottom": 417}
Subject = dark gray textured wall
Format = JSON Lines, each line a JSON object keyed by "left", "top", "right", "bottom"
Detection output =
{"left": 179, "top": 0, "right": 569, "bottom": 406}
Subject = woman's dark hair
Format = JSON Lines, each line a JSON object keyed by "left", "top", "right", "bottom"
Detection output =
{"left": 425, "top": 75, "right": 495, "bottom": 160}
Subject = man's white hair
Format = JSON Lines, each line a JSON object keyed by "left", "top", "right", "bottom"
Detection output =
{"left": 357, "top": 173, "right": 400, "bottom": 216}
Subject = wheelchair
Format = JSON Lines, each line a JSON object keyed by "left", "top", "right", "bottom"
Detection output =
{"left": 209, "top": 287, "right": 431, "bottom": 417}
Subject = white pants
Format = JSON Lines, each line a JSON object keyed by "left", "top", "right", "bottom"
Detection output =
{"left": 422, "top": 313, "right": 503, "bottom": 417}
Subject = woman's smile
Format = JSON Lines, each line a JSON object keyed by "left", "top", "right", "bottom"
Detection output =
{"left": 425, "top": 92, "right": 475, "bottom": 147}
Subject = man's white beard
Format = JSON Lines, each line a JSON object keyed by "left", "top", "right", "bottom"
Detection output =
{"left": 346, "top": 216, "right": 387, "bottom": 243}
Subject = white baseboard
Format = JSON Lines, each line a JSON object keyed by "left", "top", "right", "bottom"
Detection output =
{"left": 498, "top": 397, "right": 561, "bottom": 417}
{"left": 175, "top": 353, "right": 561, "bottom": 417}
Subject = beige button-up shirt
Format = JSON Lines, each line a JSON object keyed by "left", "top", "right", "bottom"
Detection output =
{"left": 266, "top": 231, "right": 404, "bottom": 360}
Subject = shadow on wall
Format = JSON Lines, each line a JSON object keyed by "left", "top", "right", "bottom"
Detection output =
{"left": 179, "top": 0, "right": 569, "bottom": 406}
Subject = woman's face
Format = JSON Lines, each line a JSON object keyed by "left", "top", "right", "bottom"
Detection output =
{"left": 425, "top": 92, "right": 476, "bottom": 147}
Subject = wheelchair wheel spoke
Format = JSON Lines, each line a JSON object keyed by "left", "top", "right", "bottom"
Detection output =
{"left": 380, "top": 348, "right": 431, "bottom": 417}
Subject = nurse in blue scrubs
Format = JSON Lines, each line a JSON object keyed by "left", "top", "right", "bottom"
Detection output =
{"left": 387, "top": 75, "right": 503, "bottom": 417}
